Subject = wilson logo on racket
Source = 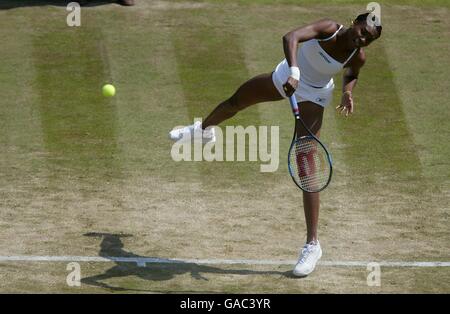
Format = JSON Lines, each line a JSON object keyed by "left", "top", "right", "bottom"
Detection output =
{"left": 296, "top": 148, "right": 317, "bottom": 178}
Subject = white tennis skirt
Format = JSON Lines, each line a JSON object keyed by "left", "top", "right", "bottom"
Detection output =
{"left": 271, "top": 59, "right": 335, "bottom": 107}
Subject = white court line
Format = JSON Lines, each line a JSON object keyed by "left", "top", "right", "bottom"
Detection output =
{"left": 0, "top": 256, "right": 449, "bottom": 267}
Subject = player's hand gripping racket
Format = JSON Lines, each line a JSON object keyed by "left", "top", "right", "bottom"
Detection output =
{"left": 288, "top": 95, "right": 332, "bottom": 193}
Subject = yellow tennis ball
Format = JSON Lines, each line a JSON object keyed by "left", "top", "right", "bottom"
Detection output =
{"left": 102, "top": 84, "right": 116, "bottom": 97}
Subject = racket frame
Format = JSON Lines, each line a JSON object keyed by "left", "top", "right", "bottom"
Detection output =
{"left": 288, "top": 95, "right": 333, "bottom": 193}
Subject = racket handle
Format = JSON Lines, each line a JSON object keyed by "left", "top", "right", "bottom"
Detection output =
{"left": 289, "top": 95, "right": 300, "bottom": 117}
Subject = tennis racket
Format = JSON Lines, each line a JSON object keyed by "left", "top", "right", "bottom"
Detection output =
{"left": 287, "top": 95, "right": 332, "bottom": 193}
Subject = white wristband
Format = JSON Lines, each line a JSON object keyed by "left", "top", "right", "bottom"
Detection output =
{"left": 289, "top": 67, "right": 300, "bottom": 80}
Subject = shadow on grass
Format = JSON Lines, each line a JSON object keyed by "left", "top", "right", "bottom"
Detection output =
{"left": 0, "top": 0, "right": 124, "bottom": 10}
{"left": 82, "top": 232, "right": 297, "bottom": 292}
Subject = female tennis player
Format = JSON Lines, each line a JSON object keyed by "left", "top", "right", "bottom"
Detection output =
{"left": 170, "top": 13, "right": 382, "bottom": 277}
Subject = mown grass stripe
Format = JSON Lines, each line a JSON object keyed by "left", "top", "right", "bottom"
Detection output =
{"left": 169, "top": 8, "right": 264, "bottom": 183}
{"left": 333, "top": 43, "right": 423, "bottom": 183}
{"left": 32, "top": 22, "right": 121, "bottom": 181}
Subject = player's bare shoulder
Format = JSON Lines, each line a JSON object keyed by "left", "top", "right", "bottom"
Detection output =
{"left": 313, "top": 18, "right": 340, "bottom": 40}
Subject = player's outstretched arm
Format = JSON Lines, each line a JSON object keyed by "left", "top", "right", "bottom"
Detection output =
{"left": 337, "top": 49, "right": 366, "bottom": 117}
{"left": 282, "top": 19, "right": 339, "bottom": 96}
{"left": 282, "top": 19, "right": 339, "bottom": 68}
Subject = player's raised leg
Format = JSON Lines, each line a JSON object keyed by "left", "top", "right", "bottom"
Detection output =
{"left": 292, "top": 101, "right": 324, "bottom": 277}
{"left": 169, "top": 73, "right": 283, "bottom": 142}
{"left": 202, "top": 72, "right": 283, "bottom": 128}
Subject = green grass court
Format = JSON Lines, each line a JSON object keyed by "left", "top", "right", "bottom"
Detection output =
{"left": 0, "top": 0, "right": 449, "bottom": 293}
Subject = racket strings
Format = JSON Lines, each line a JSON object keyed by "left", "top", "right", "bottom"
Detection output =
{"left": 289, "top": 137, "right": 330, "bottom": 192}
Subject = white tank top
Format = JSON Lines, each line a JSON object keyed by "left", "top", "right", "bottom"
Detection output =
{"left": 298, "top": 25, "right": 357, "bottom": 88}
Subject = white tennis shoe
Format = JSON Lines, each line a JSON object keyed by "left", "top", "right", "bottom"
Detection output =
{"left": 293, "top": 241, "right": 322, "bottom": 277}
{"left": 169, "top": 121, "right": 216, "bottom": 144}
